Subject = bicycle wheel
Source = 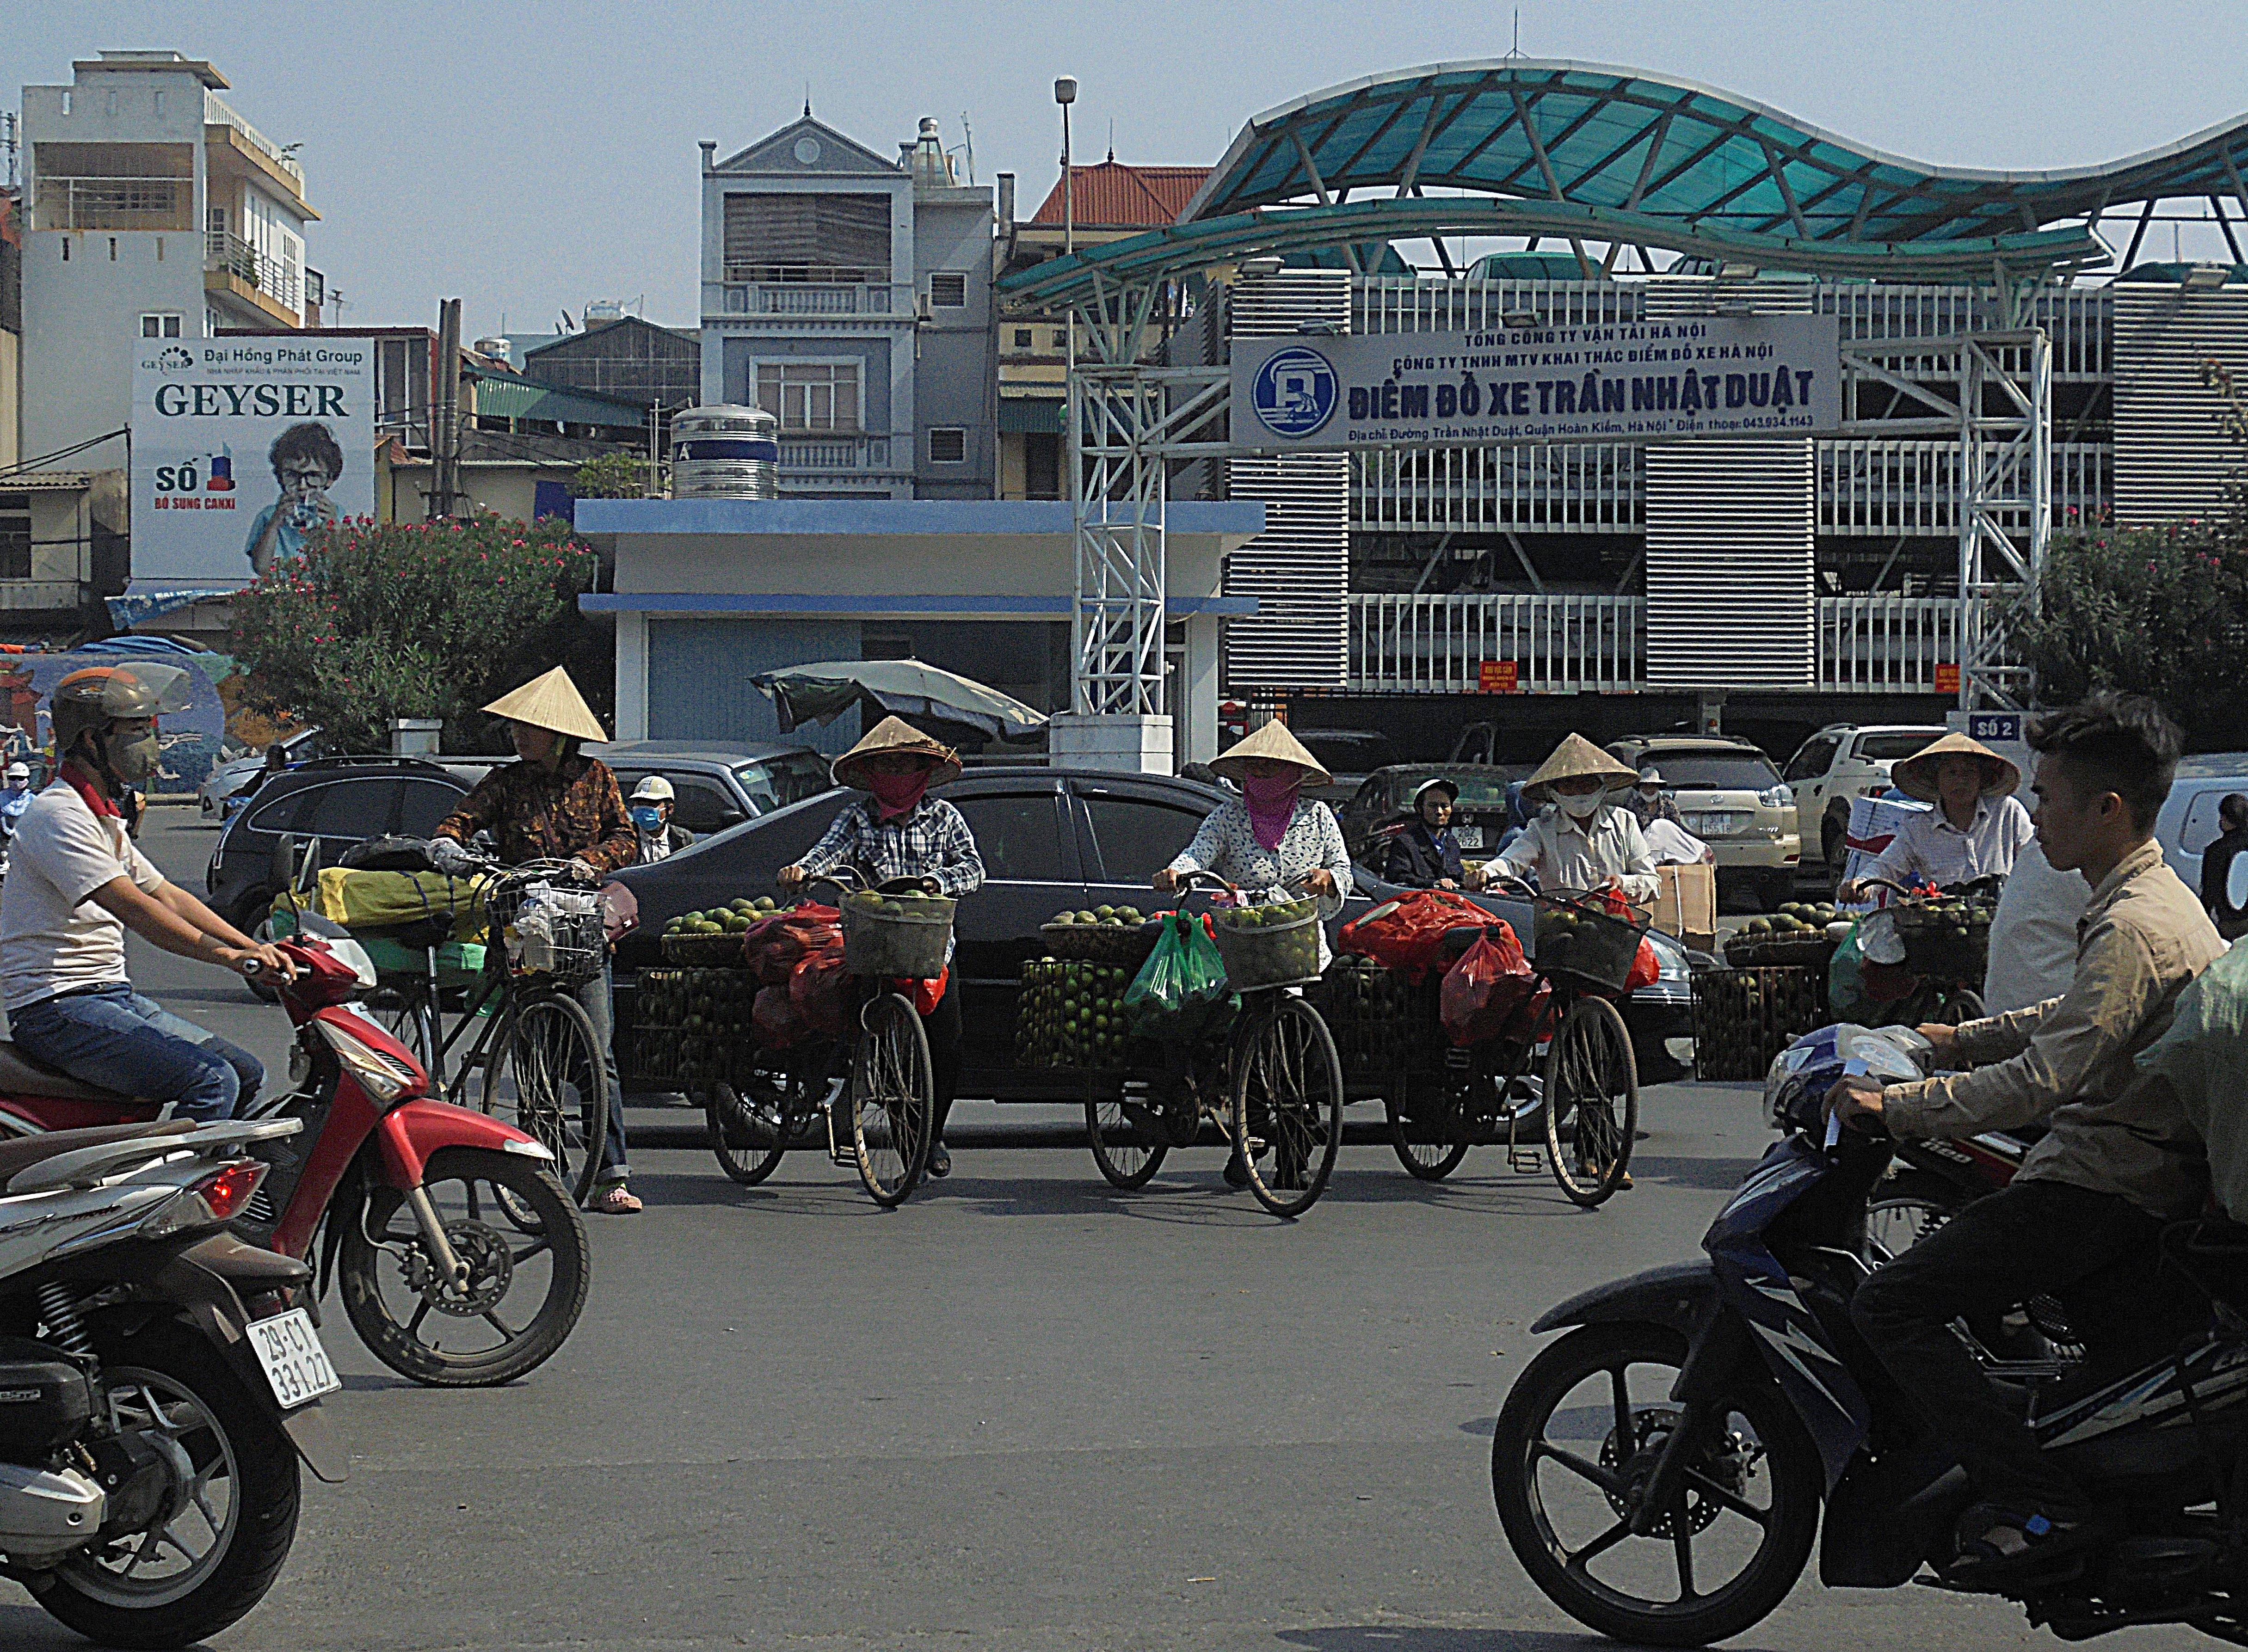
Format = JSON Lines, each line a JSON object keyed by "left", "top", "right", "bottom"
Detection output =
{"left": 1230, "top": 996, "right": 1345, "bottom": 1218}
{"left": 372, "top": 994, "right": 439, "bottom": 1081}
{"left": 480, "top": 991, "right": 610, "bottom": 1206}
{"left": 849, "top": 992, "right": 932, "bottom": 1207}
{"left": 708, "top": 1075, "right": 788, "bottom": 1186}
{"left": 1387, "top": 1073, "right": 1470, "bottom": 1181}
{"left": 1086, "top": 1087, "right": 1169, "bottom": 1190}
{"left": 1545, "top": 995, "right": 1639, "bottom": 1208}
{"left": 1936, "top": 988, "right": 1985, "bottom": 1026}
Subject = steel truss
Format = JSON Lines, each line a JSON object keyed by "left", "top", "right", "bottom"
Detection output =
{"left": 1065, "top": 275, "right": 2052, "bottom": 718}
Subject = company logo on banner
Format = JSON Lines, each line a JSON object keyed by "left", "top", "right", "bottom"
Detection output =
{"left": 130, "top": 338, "right": 376, "bottom": 588}
{"left": 1231, "top": 315, "right": 1842, "bottom": 451}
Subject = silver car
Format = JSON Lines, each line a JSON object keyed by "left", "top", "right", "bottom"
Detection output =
{"left": 198, "top": 726, "right": 325, "bottom": 819}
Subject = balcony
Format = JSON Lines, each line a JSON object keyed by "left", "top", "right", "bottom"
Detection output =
{"left": 1344, "top": 592, "right": 1979, "bottom": 696}
{"left": 204, "top": 230, "right": 302, "bottom": 324}
{"left": 714, "top": 273, "right": 912, "bottom": 319}
{"left": 776, "top": 434, "right": 895, "bottom": 473}
{"left": 31, "top": 174, "right": 191, "bottom": 232}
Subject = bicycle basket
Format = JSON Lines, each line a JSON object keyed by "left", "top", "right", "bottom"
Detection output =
{"left": 1208, "top": 897, "right": 1324, "bottom": 991}
{"left": 1532, "top": 897, "right": 1646, "bottom": 994}
{"left": 489, "top": 878, "right": 607, "bottom": 983}
{"left": 1891, "top": 899, "right": 1991, "bottom": 986}
{"left": 838, "top": 890, "right": 955, "bottom": 978}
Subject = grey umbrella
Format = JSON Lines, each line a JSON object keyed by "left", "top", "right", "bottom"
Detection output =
{"left": 751, "top": 659, "right": 1050, "bottom": 743}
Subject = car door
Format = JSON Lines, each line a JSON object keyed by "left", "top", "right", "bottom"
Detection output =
{"left": 1072, "top": 779, "right": 1216, "bottom": 909}
{"left": 1784, "top": 733, "right": 1841, "bottom": 824}
{"left": 943, "top": 781, "right": 1084, "bottom": 1064}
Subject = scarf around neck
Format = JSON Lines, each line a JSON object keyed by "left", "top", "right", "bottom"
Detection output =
{"left": 1242, "top": 773, "right": 1300, "bottom": 851}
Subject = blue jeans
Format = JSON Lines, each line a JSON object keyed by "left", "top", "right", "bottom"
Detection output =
{"left": 573, "top": 962, "right": 629, "bottom": 1186}
{"left": 10, "top": 985, "right": 265, "bottom": 1121}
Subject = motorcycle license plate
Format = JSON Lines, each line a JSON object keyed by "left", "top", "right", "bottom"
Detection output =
{"left": 1453, "top": 824, "right": 1484, "bottom": 849}
{"left": 246, "top": 1309, "right": 340, "bottom": 1409}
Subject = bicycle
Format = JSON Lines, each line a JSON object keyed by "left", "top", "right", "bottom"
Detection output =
{"left": 1858, "top": 874, "right": 1994, "bottom": 1026}
{"left": 364, "top": 857, "right": 614, "bottom": 1207}
{"left": 703, "top": 867, "right": 939, "bottom": 1208}
{"left": 1389, "top": 878, "right": 1641, "bottom": 1208}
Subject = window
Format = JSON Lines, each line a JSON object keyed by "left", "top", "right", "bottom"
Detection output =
{"left": 0, "top": 494, "right": 30, "bottom": 581}
{"left": 953, "top": 794, "right": 1069, "bottom": 882}
{"left": 1013, "top": 328, "right": 1032, "bottom": 348}
{"left": 108, "top": 238, "right": 117, "bottom": 261}
{"left": 296, "top": 779, "right": 405, "bottom": 838}
{"left": 671, "top": 779, "right": 745, "bottom": 836}
{"left": 1782, "top": 735, "right": 1840, "bottom": 783}
{"left": 59, "top": 239, "right": 68, "bottom": 262}
{"left": 105, "top": 91, "right": 118, "bottom": 118}
{"left": 722, "top": 192, "right": 891, "bottom": 283}
{"left": 2181, "top": 788, "right": 2246, "bottom": 856}
{"left": 154, "top": 236, "right": 164, "bottom": 261}
{"left": 755, "top": 362, "right": 861, "bottom": 432}
{"left": 59, "top": 91, "right": 70, "bottom": 115}
{"left": 1052, "top": 330, "right": 1067, "bottom": 349}
{"left": 928, "top": 427, "right": 967, "bottom": 464}
{"left": 735, "top": 753, "right": 835, "bottom": 814}
{"left": 397, "top": 780, "right": 468, "bottom": 839}
{"left": 1083, "top": 796, "right": 1205, "bottom": 883}
{"left": 1854, "top": 731, "right": 1941, "bottom": 763}
{"left": 1649, "top": 754, "right": 1784, "bottom": 792}
{"left": 929, "top": 271, "right": 966, "bottom": 308}
{"left": 140, "top": 313, "right": 182, "bottom": 338}
{"left": 153, "top": 92, "right": 165, "bottom": 117}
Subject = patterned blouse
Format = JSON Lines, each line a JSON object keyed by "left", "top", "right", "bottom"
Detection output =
{"left": 431, "top": 754, "right": 637, "bottom": 876}
{"left": 795, "top": 797, "right": 986, "bottom": 897}
{"left": 1167, "top": 798, "right": 1355, "bottom": 920}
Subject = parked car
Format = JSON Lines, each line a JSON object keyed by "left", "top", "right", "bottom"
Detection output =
{"left": 611, "top": 766, "right": 1696, "bottom": 1092}
{"left": 585, "top": 740, "right": 838, "bottom": 835}
{"left": 1780, "top": 722, "right": 1946, "bottom": 879}
{"left": 197, "top": 725, "right": 327, "bottom": 819}
{"left": 1448, "top": 722, "right": 1508, "bottom": 766}
{"left": 2156, "top": 754, "right": 2248, "bottom": 895}
{"left": 204, "top": 755, "right": 474, "bottom": 932}
{"left": 1606, "top": 735, "right": 1799, "bottom": 911}
{"left": 1290, "top": 729, "right": 1404, "bottom": 805}
{"left": 1336, "top": 763, "right": 1529, "bottom": 869}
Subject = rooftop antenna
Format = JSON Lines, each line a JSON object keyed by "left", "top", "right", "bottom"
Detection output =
{"left": 1506, "top": 7, "right": 1524, "bottom": 60}
{"left": 1, "top": 111, "right": 15, "bottom": 189}
{"left": 803, "top": 84, "right": 812, "bottom": 119}
{"left": 1107, "top": 117, "right": 1115, "bottom": 164}
{"left": 961, "top": 110, "right": 974, "bottom": 184}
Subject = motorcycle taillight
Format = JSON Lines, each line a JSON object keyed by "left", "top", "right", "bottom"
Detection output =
{"left": 192, "top": 1161, "right": 266, "bottom": 1223}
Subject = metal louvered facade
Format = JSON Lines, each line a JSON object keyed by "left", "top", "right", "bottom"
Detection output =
{"left": 1223, "top": 271, "right": 1352, "bottom": 689}
{"left": 1644, "top": 437, "right": 1817, "bottom": 687}
{"left": 2112, "top": 286, "right": 2248, "bottom": 527}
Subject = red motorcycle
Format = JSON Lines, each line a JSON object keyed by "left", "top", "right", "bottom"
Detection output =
{"left": 0, "top": 932, "right": 589, "bottom": 1387}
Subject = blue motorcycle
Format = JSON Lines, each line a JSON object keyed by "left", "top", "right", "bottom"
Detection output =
{"left": 1490, "top": 1038, "right": 2248, "bottom": 1645}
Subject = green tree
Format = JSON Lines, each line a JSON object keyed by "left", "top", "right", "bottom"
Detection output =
{"left": 229, "top": 516, "right": 608, "bottom": 753}
{"left": 569, "top": 451, "right": 651, "bottom": 499}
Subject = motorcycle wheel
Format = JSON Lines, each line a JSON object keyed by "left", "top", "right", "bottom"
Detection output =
{"left": 339, "top": 1145, "right": 590, "bottom": 1387}
{"left": 1491, "top": 1322, "right": 1821, "bottom": 1648}
{"left": 37, "top": 1326, "right": 300, "bottom": 1651}
{"left": 1866, "top": 1168, "right": 1963, "bottom": 1261}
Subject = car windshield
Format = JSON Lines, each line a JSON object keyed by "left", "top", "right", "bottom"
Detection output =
{"left": 735, "top": 752, "right": 834, "bottom": 814}
{"left": 1652, "top": 754, "right": 1782, "bottom": 792}
{"left": 1855, "top": 732, "right": 1940, "bottom": 762}
{"left": 1300, "top": 733, "right": 1398, "bottom": 772}
{"left": 1400, "top": 773, "right": 1510, "bottom": 808}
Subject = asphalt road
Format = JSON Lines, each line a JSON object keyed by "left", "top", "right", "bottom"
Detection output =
{"left": 0, "top": 810, "right": 2201, "bottom": 1651}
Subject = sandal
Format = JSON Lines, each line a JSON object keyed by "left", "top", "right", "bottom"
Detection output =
{"left": 1946, "top": 1502, "right": 2104, "bottom": 1586}
{"left": 588, "top": 1185, "right": 643, "bottom": 1215}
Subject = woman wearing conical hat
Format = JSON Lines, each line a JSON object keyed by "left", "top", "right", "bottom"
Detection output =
{"left": 1836, "top": 731, "right": 2033, "bottom": 902}
{"left": 778, "top": 716, "right": 985, "bottom": 1179}
{"left": 429, "top": 667, "right": 643, "bottom": 1213}
{"left": 1488, "top": 733, "right": 1660, "bottom": 906}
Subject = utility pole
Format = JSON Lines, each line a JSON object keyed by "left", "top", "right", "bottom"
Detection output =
{"left": 432, "top": 297, "right": 462, "bottom": 518}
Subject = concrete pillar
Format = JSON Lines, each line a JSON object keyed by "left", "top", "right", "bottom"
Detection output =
{"left": 614, "top": 610, "right": 649, "bottom": 740}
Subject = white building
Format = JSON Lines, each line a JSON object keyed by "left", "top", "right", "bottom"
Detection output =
{"left": 19, "top": 51, "right": 324, "bottom": 464}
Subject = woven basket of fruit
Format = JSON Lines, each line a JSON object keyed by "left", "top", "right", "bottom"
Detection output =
{"left": 1724, "top": 902, "right": 1846, "bottom": 968}
{"left": 1209, "top": 897, "right": 1324, "bottom": 991}
{"left": 1893, "top": 894, "right": 1993, "bottom": 983}
{"left": 1041, "top": 904, "right": 1160, "bottom": 966}
{"left": 1532, "top": 897, "right": 1647, "bottom": 994}
{"left": 840, "top": 888, "right": 956, "bottom": 978}
{"left": 660, "top": 895, "right": 782, "bottom": 966}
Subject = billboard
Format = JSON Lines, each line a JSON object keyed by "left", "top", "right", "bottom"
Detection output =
{"left": 130, "top": 336, "right": 376, "bottom": 587}
{"left": 1231, "top": 314, "right": 1842, "bottom": 452}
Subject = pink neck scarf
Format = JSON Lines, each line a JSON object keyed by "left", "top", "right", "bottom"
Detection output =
{"left": 1242, "top": 773, "right": 1300, "bottom": 850}
{"left": 867, "top": 769, "right": 933, "bottom": 822}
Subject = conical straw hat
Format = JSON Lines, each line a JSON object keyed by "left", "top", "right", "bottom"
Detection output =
{"left": 1209, "top": 719, "right": 1332, "bottom": 788}
{"left": 831, "top": 714, "right": 962, "bottom": 790}
{"left": 1522, "top": 732, "right": 1638, "bottom": 802}
{"left": 481, "top": 667, "right": 608, "bottom": 743}
{"left": 1891, "top": 731, "right": 2020, "bottom": 803}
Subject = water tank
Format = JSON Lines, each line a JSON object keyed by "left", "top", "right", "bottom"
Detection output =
{"left": 474, "top": 337, "right": 511, "bottom": 363}
{"left": 669, "top": 405, "right": 779, "bottom": 499}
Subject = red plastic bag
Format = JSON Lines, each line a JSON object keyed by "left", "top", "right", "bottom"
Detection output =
{"left": 752, "top": 984, "right": 810, "bottom": 1048}
{"left": 1598, "top": 887, "right": 1662, "bottom": 995}
{"left": 898, "top": 965, "right": 949, "bottom": 1017}
{"left": 788, "top": 941, "right": 851, "bottom": 1039}
{"left": 1440, "top": 921, "right": 1540, "bottom": 1046}
{"left": 747, "top": 903, "right": 841, "bottom": 985}
{"left": 1339, "top": 889, "right": 1490, "bottom": 983}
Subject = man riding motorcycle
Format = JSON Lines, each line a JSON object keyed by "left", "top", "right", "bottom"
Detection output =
{"left": 1829, "top": 692, "right": 2223, "bottom": 1586}
{"left": 0, "top": 665, "right": 293, "bottom": 1119}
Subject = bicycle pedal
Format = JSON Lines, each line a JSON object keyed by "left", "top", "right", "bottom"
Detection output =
{"left": 1508, "top": 1148, "right": 1546, "bottom": 1174}
{"left": 822, "top": 1105, "right": 854, "bottom": 1167}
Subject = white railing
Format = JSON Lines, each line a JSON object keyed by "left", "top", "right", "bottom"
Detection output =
{"left": 1347, "top": 593, "right": 1644, "bottom": 694}
{"left": 1351, "top": 443, "right": 1641, "bottom": 532}
{"left": 205, "top": 92, "right": 306, "bottom": 186}
{"left": 1815, "top": 596, "right": 1965, "bottom": 693}
{"left": 205, "top": 229, "right": 300, "bottom": 315}
{"left": 32, "top": 175, "right": 190, "bottom": 231}
{"left": 777, "top": 436, "right": 892, "bottom": 471}
{"left": 1818, "top": 440, "right": 2109, "bottom": 533}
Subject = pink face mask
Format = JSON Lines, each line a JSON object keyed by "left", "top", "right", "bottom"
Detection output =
{"left": 1242, "top": 771, "right": 1300, "bottom": 850}
{"left": 868, "top": 768, "right": 933, "bottom": 821}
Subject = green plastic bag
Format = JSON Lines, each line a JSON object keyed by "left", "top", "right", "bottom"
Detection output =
{"left": 1122, "top": 912, "right": 1238, "bottom": 1044}
{"left": 1827, "top": 920, "right": 1879, "bottom": 1026}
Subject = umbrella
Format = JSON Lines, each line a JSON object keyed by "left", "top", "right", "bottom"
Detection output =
{"left": 751, "top": 660, "right": 1050, "bottom": 743}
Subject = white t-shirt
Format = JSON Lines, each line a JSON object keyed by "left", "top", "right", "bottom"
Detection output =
{"left": 0, "top": 782, "right": 166, "bottom": 1010}
{"left": 1983, "top": 838, "right": 2091, "bottom": 1016}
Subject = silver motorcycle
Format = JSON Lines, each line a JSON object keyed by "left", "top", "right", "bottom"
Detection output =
{"left": 0, "top": 1118, "right": 347, "bottom": 1649}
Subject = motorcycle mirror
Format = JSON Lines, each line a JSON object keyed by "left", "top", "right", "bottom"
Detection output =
{"left": 2227, "top": 853, "right": 2248, "bottom": 915}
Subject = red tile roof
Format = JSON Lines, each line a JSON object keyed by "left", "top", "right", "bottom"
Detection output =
{"left": 1028, "top": 161, "right": 1210, "bottom": 229}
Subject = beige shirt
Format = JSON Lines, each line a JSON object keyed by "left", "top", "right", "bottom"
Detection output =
{"left": 1493, "top": 803, "right": 1660, "bottom": 905}
{"left": 1882, "top": 838, "right": 2225, "bottom": 1217}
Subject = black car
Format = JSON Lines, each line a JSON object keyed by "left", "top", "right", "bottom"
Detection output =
{"left": 586, "top": 740, "right": 838, "bottom": 837}
{"left": 1291, "top": 728, "right": 1404, "bottom": 806}
{"left": 610, "top": 765, "right": 1697, "bottom": 1093}
{"left": 1336, "top": 763, "right": 1530, "bottom": 870}
{"left": 204, "top": 755, "right": 474, "bottom": 932}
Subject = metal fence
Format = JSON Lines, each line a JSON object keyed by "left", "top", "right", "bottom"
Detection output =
{"left": 204, "top": 229, "right": 300, "bottom": 315}
{"left": 1814, "top": 596, "right": 1963, "bottom": 693}
{"left": 33, "top": 175, "right": 190, "bottom": 232}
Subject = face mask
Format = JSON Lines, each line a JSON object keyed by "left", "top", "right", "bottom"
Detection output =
{"left": 1559, "top": 789, "right": 1605, "bottom": 821}
{"left": 102, "top": 726, "right": 159, "bottom": 785}
{"left": 631, "top": 805, "right": 666, "bottom": 833}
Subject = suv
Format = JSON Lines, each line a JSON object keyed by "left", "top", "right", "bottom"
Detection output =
{"left": 1781, "top": 724, "right": 1946, "bottom": 880}
{"left": 205, "top": 755, "right": 474, "bottom": 932}
{"left": 1289, "top": 729, "right": 1403, "bottom": 806}
{"left": 1606, "top": 735, "right": 1799, "bottom": 911}
{"left": 586, "top": 741, "right": 837, "bottom": 835}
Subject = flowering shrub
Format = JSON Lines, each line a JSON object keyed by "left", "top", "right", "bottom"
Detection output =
{"left": 230, "top": 516, "right": 607, "bottom": 752}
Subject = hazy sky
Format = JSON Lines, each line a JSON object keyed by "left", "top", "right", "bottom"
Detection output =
{"left": 7, "top": 1, "right": 2246, "bottom": 339}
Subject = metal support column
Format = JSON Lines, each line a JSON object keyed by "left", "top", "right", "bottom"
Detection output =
{"left": 1957, "top": 327, "right": 2051, "bottom": 710}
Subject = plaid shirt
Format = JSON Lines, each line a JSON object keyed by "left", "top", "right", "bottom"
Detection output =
{"left": 431, "top": 754, "right": 637, "bottom": 876}
{"left": 797, "top": 797, "right": 985, "bottom": 897}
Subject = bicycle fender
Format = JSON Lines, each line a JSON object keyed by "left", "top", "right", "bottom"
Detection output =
{"left": 371, "top": 1098, "right": 551, "bottom": 1187}
{"left": 1529, "top": 1260, "right": 1720, "bottom": 1337}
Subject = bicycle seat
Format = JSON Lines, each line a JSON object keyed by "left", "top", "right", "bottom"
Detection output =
{"left": 0, "top": 1040, "right": 147, "bottom": 1106}
{"left": 0, "top": 1119, "right": 196, "bottom": 1188}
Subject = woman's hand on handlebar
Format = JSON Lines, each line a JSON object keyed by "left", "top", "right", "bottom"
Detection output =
{"left": 1301, "top": 869, "right": 1338, "bottom": 899}
{"left": 1151, "top": 866, "right": 1182, "bottom": 892}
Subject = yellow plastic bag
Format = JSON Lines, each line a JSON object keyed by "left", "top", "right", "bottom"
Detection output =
{"left": 293, "top": 866, "right": 489, "bottom": 944}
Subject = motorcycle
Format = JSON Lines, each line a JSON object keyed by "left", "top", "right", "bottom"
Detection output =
{"left": 0, "top": 1116, "right": 346, "bottom": 1649}
{"left": 1491, "top": 1051, "right": 2248, "bottom": 1646}
{"left": 0, "top": 930, "right": 589, "bottom": 1388}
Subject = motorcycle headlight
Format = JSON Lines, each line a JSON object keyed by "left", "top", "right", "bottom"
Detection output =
{"left": 324, "top": 936, "right": 380, "bottom": 990}
{"left": 315, "top": 1017, "right": 422, "bottom": 1102}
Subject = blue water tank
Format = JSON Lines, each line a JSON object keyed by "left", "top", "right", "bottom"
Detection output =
{"left": 670, "top": 404, "right": 780, "bottom": 499}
